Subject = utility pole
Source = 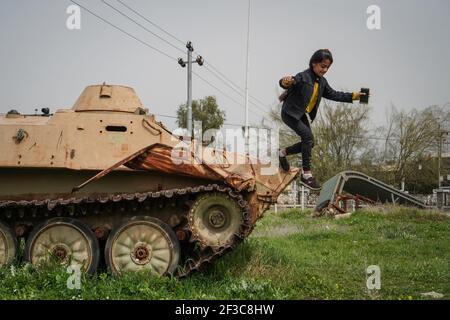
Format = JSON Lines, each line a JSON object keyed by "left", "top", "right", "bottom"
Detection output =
{"left": 438, "top": 124, "right": 449, "bottom": 188}
{"left": 178, "top": 41, "right": 203, "bottom": 136}
{"left": 438, "top": 122, "right": 442, "bottom": 188}
{"left": 244, "top": 0, "right": 251, "bottom": 154}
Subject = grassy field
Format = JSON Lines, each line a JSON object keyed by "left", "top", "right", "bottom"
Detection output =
{"left": 1, "top": 207, "right": 449, "bottom": 300}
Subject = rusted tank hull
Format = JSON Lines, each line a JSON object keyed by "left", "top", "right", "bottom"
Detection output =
{"left": 71, "top": 143, "right": 299, "bottom": 223}
{"left": 0, "top": 167, "right": 215, "bottom": 201}
{"left": 0, "top": 84, "right": 299, "bottom": 276}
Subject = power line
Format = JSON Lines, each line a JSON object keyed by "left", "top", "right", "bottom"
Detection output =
{"left": 101, "top": 0, "right": 185, "bottom": 54}
{"left": 193, "top": 66, "right": 273, "bottom": 119}
{"left": 192, "top": 70, "right": 245, "bottom": 107}
{"left": 202, "top": 66, "right": 246, "bottom": 99}
{"left": 202, "top": 64, "right": 272, "bottom": 115}
{"left": 101, "top": 0, "right": 271, "bottom": 120}
{"left": 69, "top": 0, "right": 178, "bottom": 62}
{"left": 204, "top": 62, "right": 268, "bottom": 108}
{"left": 194, "top": 63, "right": 270, "bottom": 118}
{"left": 116, "top": 0, "right": 186, "bottom": 47}
{"left": 203, "top": 64, "right": 244, "bottom": 95}
{"left": 111, "top": 0, "right": 270, "bottom": 116}
{"left": 72, "top": 0, "right": 271, "bottom": 125}
{"left": 70, "top": 1, "right": 416, "bottom": 142}
{"left": 111, "top": 0, "right": 271, "bottom": 114}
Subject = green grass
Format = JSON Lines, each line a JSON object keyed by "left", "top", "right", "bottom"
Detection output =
{"left": 1, "top": 207, "right": 449, "bottom": 300}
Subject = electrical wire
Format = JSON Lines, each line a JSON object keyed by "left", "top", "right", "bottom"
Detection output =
{"left": 116, "top": 0, "right": 186, "bottom": 47}
{"left": 101, "top": 0, "right": 186, "bottom": 54}
{"left": 69, "top": 1, "right": 445, "bottom": 145}
{"left": 69, "top": 0, "right": 178, "bottom": 62}
{"left": 109, "top": 0, "right": 271, "bottom": 114}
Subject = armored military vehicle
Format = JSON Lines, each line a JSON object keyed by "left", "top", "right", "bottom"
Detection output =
{"left": 0, "top": 84, "right": 298, "bottom": 276}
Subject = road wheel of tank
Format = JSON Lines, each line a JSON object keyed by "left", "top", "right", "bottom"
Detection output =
{"left": 105, "top": 216, "right": 180, "bottom": 275}
{"left": 0, "top": 221, "right": 17, "bottom": 268}
{"left": 188, "top": 192, "right": 244, "bottom": 248}
{"left": 24, "top": 217, "right": 99, "bottom": 275}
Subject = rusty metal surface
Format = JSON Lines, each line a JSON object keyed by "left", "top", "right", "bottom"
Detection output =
{"left": 329, "top": 193, "right": 375, "bottom": 215}
{"left": 0, "top": 84, "right": 175, "bottom": 171}
{"left": 72, "top": 84, "right": 144, "bottom": 113}
{"left": 1, "top": 84, "right": 298, "bottom": 203}
{"left": 73, "top": 143, "right": 299, "bottom": 207}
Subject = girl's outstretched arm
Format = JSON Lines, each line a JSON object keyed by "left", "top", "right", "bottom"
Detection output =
{"left": 322, "top": 79, "right": 354, "bottom": 103}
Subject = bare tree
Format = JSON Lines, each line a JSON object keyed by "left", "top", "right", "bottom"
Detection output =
{"left": 314, "top": 103, "right": 369, "bottom": 169}
{"left": 383, "top": 105, "right": 443, "bottom": 188}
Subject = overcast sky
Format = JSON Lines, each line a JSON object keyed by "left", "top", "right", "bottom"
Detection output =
{"left": 1, "top": 0, "right": 449, "bottom": 131}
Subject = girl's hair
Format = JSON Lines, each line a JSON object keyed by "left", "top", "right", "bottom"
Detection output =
{"left": 309, "top": 49, "right": 333, "bottom": 69}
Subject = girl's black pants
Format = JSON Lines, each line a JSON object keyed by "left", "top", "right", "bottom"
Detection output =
{"left": 281, "top": 111, "right": 314, "bottom": 171}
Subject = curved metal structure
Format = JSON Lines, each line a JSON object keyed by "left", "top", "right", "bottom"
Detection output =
{"left": 315, "top": 171, "right": 426, "bottom": 214}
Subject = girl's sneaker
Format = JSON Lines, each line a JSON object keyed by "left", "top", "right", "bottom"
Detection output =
{"left": 300, "top": 175, "right": 321, "bottom": 190}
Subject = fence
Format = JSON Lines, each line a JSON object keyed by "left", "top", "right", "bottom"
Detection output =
{"left": 272, "top": 189, "right": 438, "bottom": 213}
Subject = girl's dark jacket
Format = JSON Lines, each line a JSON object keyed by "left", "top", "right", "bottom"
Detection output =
{"left": 279, "top": 68, "right": 353, "bottom": 122}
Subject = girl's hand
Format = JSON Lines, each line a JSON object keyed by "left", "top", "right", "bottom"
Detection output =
{"left": 281, "top": 76, "right": 295, "bottom": 87}
{"left": 352, "top": 91, "right": 369, "bottom": 100}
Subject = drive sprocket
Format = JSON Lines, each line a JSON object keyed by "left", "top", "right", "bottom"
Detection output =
{"left": 187, "top": 192, "right": 246, "bottom": 249}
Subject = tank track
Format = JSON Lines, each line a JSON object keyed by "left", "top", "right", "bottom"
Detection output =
{"left": 0, "top": 184, "right": 253, "bottom": 277}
